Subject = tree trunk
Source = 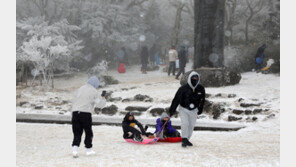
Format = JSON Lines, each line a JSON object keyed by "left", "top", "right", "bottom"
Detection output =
{"left": 194, "top": 0, "right": 225, "bottom": 68}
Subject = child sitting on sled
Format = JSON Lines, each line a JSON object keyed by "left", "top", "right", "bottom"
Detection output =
{"left": 122, "top": 112, "right": 154, "bottom": 142}
{"left": 155, "top": 112, "right": 180, "bottom": 139}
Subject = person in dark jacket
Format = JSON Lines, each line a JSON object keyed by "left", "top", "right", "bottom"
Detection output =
{"left": 169, "top": 71, "right": 205, "bottom": 147}
{"left": 140, "top": 46, "right": 149, "bottom": 74}
{"left": 176, "top": 45, "right": 187, "bottom": 80}
{"left": 155, "top": 112, "right": 180, "bottom": 139}
{"left": 122, "top": 112, "right": 152, "bottom": 142}
{"left": 255, "top": 44, "right": 267, "bottom": 70}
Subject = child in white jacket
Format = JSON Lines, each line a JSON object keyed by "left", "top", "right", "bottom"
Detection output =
{"left": 71, "top": 76, "right": 106, "bottom": 158}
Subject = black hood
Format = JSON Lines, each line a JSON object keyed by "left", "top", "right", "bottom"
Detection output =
{"left": 123, "top": 112, "right": 135, "bottom": 122}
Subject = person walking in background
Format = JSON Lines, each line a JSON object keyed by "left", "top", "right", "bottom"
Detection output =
{"left": 71, "top": 76, "right": 106, "bottom": 158}
{"left": 254, "top": 44, "right": 267, "bottom": 71}
{"left": 168, "top": 45, "right": 178, "bottom": 76}
{"left": 140, "top": 46, "right": 149, "bottom": 74}
{"left": 176, "top": 45, "right": 187, "bottom": 80}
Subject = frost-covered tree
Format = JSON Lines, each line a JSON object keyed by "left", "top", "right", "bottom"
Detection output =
{"left": 16, "top": 17, "right": 83, "bottom": 87}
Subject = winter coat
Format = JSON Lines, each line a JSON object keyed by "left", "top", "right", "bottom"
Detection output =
{"left": 141, "top": 47, "right": 149, "bottom": 65}
{"left": 168, "top": 49, "right": 178, "bottom": 62}
{"left": 117, "top": 63, "right": 126, "bottom": 73}
{"left": 178, "top": 48, "right": 187, "bottom": 68}
{"left": 72, "top": 77, "right": 106, "bottom": 114}
{"left": 122, "top": 112, "right": 146, "bottom": 138}
{"left": 169, "top": 71, "right": 205, "bottom": 116}
{"left": 154, "top": 118, "right": 176, "bottom": 134}
{"left": 255, "top": 44, "right": 266, "bottom": 59}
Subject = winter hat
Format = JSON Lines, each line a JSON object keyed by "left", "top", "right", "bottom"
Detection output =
{"left": 160, "top": 112, "right": 169, "bottom": 121}
{"left": 87, "top": 76, "right": 100, "bottom": 89}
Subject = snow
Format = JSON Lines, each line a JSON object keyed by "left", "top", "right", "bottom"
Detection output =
{"left": 16, "top": 121, "right": 279, "bottom": 167}
{"left": 16, "top": 63, "right": 280, "bottom": 166}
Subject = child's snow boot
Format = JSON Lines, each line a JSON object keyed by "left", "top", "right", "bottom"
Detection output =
{"left": 72, "top": 146, "right": 79, "bottom": 158}
{"left": 86, "top": 149, "right": 96, "bottom": 156}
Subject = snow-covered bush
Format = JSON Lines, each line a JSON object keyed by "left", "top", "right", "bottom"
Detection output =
{"left": 16, "top": 17, "right": 83, "bottom": 87}
{"left": 88, "top": 61, "right": 109, "bottom": 87}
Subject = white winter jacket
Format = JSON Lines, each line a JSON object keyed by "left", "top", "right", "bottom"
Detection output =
{"left": 168, "top": 49, "right": 178, "bottom": 62}
{"left": 71, "top": 84, "right": 106, "bottom": 114}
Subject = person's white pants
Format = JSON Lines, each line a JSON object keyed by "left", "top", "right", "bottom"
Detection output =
{"left": 179, "top": 106, "right": 198, "bottom": 139}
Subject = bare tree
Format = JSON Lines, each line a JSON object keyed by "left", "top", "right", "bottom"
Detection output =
{"left": 243, "top": 0, "right": 264, "bottom": 44}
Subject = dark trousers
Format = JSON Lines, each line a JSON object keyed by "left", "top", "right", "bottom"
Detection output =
{"left": 72, "top": 111, "right": 93, "bottom": 148}
{"left": 122, "top": 124, "right": 142, "bottom": 139}
{"left": 168, "top": 61, "right": 176, "bottom": 76}
{"left": 176, "top": 65, "right": 185, "bottom": 79}
{"left": 163, "top": 128, "right": 181, "bottom": 137}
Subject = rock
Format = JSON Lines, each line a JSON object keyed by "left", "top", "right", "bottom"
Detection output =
{"left": 238, "top": 98, "right": 244, "bottom": 102}
{"left": 103, "top": 75, "right": 119, "bottom": 85}
{"left": 59, "top": 111, "right": 66, "bottom": 115}
{"left": 134, "top": 94, "right": 152, "bottom": 102}
{"left": 121, "top": 88, "right": 129, "bottom": 91}
{"left": 215, "top": 93, "right": 222, "bottom": 97}
{"left": 19, "top": 101, "right": 29, "bottom": 106}
{"left": 102, "top": 105, "right": 118, "bottom": 116}
{"left": 120, "top": 111, "right": 142, "bottom": 116}
{"left": 109, "top": 97, "right": 122, "bottom": 102}
{"left": 94, "top": 107, "right": 101, "bottom": 114}
{"left": 105, "top": 91, "right": 113, "bottom": 100}
{"left": 203, "top": 99, "right": 213, "bottom": 113}
{"left": 164, "top": 107, "right": 179, "bottom": 118}
{"left": 212, "top": 104, "right": 225, "bottom": 119}
{"left": 240, "top": 103, "right": 261, "bottom": 108}
{"left": 125, "top": 106, "right": 150, "bottom": 112}
{"left": 180, "top": 68, "right": 241, "bottom": 87}
{"left": 228, "top": 94, "right": 237, "bottom": 98}
{"left": 122, "top": 98, "right": 133, "bottom": 103}
{"left": 228, "top": 115, "right": 242, "bottom": 122}
{"left": 55, "top": 106, "right": 62, "bottom": 110}
{"left": 252, "top": 117, "right": 258, "bottom": 121}
{"left": 62, "top": 100, "right": 69, "bottom": 104}
{"left": 130, "top": 87, "right": 137, "bottom": 89}
{"left": 35, "top": 105, "right": 43, "bottom": 110}
{"left": 198, "top": 115, "right": 207, "bottom": 119}
{"left": 144, "top": 98, "right": 153, "bottom": 102}
{"left": 266, "top": 113, "right": 275, "bottom": 119}
{"left": 150, "top": 108, "right": 165, "bottom": 116}
{"left": 205, "top": 93, "right": 211, "bottom": 98}
{"left": 244, "top": 110, "right": 252, "bottom": 115}
{"left": 253, "top": 109, "right": 263, "bottom": 114}
{"left": 233, "top": 109, "right": 244, "bottom": 115}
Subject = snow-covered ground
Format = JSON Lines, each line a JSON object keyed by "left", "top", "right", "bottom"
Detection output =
{"left": 16, "top": 120, "right": 279, "bottom": 167}
{"left": 16, "top": 64, "right": 280, "bottom": 124}
{"left": 16, "top": 64, "right": 280, "bottom": 166}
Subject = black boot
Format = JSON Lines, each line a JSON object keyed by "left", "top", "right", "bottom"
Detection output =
{"left": 182, "top": 138, "right": 187, "bottom": 147}
{"left": 186, "top": 139, "right": 193, "bottom": 146}
{"left": 144, "top": 125, "right": 148, "bottom": 131}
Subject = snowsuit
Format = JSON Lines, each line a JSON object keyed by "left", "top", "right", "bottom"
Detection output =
{"left": 122, "top": 112, "right": 147, "bottom": 139}
{"left": 169, "top": 71, "right": 205, "bottom": 139}
{"left": 155, "top": 113, "right": 180, "bottom": 138}
{"left": 71, "top": 76, "right": 106, "bottom": 148}
{"left": 168, "top": 49, "right": 178, "bottom": 76}
{"left": 176, "top": 46, "right": 187, "bottom": 79}
{"left": 141, "top": 47, "right": 149, "bottom": 72}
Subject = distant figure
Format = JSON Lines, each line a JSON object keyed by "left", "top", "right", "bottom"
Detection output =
{"left": 168, "top": 46, "right": 178, "bottom": 76}
{"left": 255, "top": 44, "right": 267, "bottom": 71}
{"left": 149, "top": 44, "right": 157, "bottom": 66}
{"left": 140, "top": 46, "right": 149, "bottom": 74}
{"left": 117, "top": 63, "right": 126, "bottom": 73}
{"left": 117, "top": 47, "right": 129, "bottom": 66}
{"left": 176, "top": 45, "right": 187, "bottom": 80}
{"left": 71, "top": 76, "right": 106, "bottom": 158}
